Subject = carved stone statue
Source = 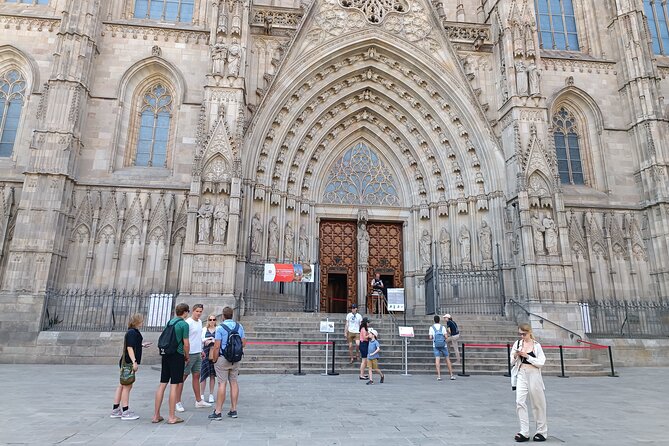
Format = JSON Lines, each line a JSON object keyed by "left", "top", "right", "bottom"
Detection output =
{"left": 543, "top": 216, "right": 558, "bottom": 255}
{"left": 479, "top": 219, "right": 493, "bottom": 262}
{"left": 419, "top": 229, "right": 432, "bottom": 268}
{"left": 439, "top": 226, "right": 451, "bottom": 266}
{"left": 284, "top": 221, "right": 294, "bottom": 260}
{"left": 528, "top": 62, "right": 541, "bottom": 97}
{"left": 197, "top": 198, "right": 214, "bottom": 243}
{"left": 213, "top": 200, "right": 229, "bottom": 244}
{"left": 358, "top": 222, "right": 369, "bottom": 265}
{"left": 459, "top": 225, "right": 471, "bottom": 264}
{"left": 515, "top": 61, "right": 528, "bottom": 96}
{"left": 268, "top": 216, "right": 279, "bottom": 258}
{"left": 227, "top": 40, "right": 241, "bottom": 77}
{"left": 298, "top": 224, "right": 309, "bottom": 261}
{"left": 251, "top": 212, "right": 262, "bottom": 254}
{"left": 531, "top": 212, "right": 545, "bottom": 255}
{"left": 211, "top": 34, "right": 227, "bottom": 76}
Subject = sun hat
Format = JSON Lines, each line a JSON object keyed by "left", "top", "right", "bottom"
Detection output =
{"left": 369, "top": 328, "right": 378, "bottom": 337}
{"left": 444, "top": 314, "right": 451, "bottom": 319}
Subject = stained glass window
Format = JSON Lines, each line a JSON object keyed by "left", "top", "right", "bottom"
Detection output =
{"left": 0, "top": 69, "right": 26, "bottom": 157}
{"left": 135, "top": 84, "right": 172, "bottom": 167}
{"left": 134, "top": 0, "right": 194, "bottom": 23}
{"left": 553, "top": 107, "right": 584, "bottom": 185}
{"left": 535, "top": 0, "right": 580, "bottom": 51}
{"left": 323, "top": 142, "right": 400, "bottom": 206}
{"left": 644, "top": 0, "right": 669, "bottom": 55}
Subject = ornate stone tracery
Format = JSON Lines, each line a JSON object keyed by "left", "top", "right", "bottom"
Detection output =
{"left": 339, "top": 0, "right": 409, "bottom": 24}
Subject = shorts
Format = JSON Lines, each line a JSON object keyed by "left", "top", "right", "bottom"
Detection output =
{"left": 433, "top": 346, "right": 449, "bottom": 357}
{"left": 359, "top": 341, "right": 369, "bottom": 358}
{"left": 347, "top": 332, "right": 359, "bottom": 344}
{"left": 160, "top": 353, "right": 185, "bottom": 384}
{"left": 368, "top": 358, "right": 379, "bottom": 368}
{"left": 184, "top": 354, "right": 202, "bottom": 375}
{"left": 214, "top": 357, "right": 240, "bottom": 382}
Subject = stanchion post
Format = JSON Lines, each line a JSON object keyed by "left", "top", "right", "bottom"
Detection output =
{"left": 608, "top": 346, "right": 618, "bottom": 377}
{"left": 293, "top": 341, "right": 306, "bottom": 376}
{"left": 328, "top": 340, "right": 339, "bottom": 375}
{"left": 504, "top": 343, "right": 511, "bottom": 377}
{"left": 458, "top": 344, "right": 469, "bottom": 377}
{"left": 558, "top": 345, "right": 569, "bottom": 378}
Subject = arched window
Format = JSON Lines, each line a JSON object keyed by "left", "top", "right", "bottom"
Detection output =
{"left": 0, "top": 69, "right": 26, "bottom": 157}
{"left": 644, "top": 0, "right": 669, "bottom": 55}
{"left": 535, "top": 0, "right": 580, "bottom": 51}
{"left": 134, "top": 0, "right": 194, "bottom": 22}
{"left": 135, "top": 84, "right": 172, "bottom": 167}
{"left": 553, "top": 107, "right": 584, "bottom": 185}
{"left": 5, "top": 0, "right": 49, "bottom": 4}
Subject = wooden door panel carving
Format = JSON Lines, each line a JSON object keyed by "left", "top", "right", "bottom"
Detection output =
{"left": 319, "top": 220, "right": 357, "bottom": 312}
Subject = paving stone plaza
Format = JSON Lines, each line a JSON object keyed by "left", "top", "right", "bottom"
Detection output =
{"left": 2, "top": 365, "right": 667, "bottom": 445}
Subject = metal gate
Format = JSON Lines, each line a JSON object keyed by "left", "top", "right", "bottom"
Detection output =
{"left": 242, "top": 261, "right": 319, "bottom": 312}
{"left": 426, "top": 265, "right": 505, "bottom": 316}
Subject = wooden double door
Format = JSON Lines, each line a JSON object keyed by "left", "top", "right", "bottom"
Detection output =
{"left": 319, "top": 220, "right": 403, "bottom": 313}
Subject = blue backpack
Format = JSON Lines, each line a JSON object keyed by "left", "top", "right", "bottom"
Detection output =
{"left": 433, "top": 324, "right": 446, "bottom": 348}
{"left": 220, "top": 322, "right": 244, "bottom": 363}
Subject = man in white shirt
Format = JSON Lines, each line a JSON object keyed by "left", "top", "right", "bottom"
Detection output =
{"left": 345, "top": 304, "right": 363, "bottom": 364}
{"left": 176, "top": 304, "right": 212, "bottom": 411}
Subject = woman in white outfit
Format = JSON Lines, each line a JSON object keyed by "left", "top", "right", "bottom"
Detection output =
{"left": 510, "top": 323, "right": 547, "bottom": 442}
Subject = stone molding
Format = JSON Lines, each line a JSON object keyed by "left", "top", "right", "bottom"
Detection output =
{"left": 0, "top": 13, "right": 59, "bottom": 32}
{"left": 251, "top": 7, "right": 303, "bottom": 28}
{"left": 101, "top": 22, "right": 209, "bottom": 44}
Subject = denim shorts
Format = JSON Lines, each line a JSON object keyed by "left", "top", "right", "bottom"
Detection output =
{"left": 433, "top": 346, "right": 449, "bottom": 357}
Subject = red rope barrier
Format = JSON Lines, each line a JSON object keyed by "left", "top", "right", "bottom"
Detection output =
{"left": 246, "top": 341, "right": 332, "bottom": 346}
{"left": 464, "top": 343, "right": 607, "bottom": 350}
{"left": 577, "top": 339, "right": 609, "bottom": 349}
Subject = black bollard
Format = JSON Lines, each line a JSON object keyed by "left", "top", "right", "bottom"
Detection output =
{"left": 504, "top": 343, "right": 511, "bottom": 377}
{"left": 558, "top": 345, "right": 569, "bottom": 378}
{"left": 458, "top": 344, "right": 470, "bottom": 377}
{"left": 608, "top": 346, "right": 618, "bottom": 377}
{"left": 328, "top": 340, "right": 339, "bottom": 375}
{"left": 293, "top": 341, "right": 306, "bottom": 376}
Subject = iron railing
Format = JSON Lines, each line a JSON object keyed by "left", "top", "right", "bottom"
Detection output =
{"left": 242, "top": 261, "right": 319, "bottom": 313}
{"left": 582, "top": 299, "right": 669, "bottom": 338}
{"left": 427, "top": 265, "right": 505, "bottom": 316}
{"left": 42, "top": 289, "right": 177, "bottom": 332}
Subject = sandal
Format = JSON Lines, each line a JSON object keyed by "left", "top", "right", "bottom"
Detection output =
{"left": 151, "top": 416, "right": 164, "bottom": 424}
{"left": 533, "top": 434, "right": 546, "bottom": 442}
{"left": 167, "top": 417, "right": 184, "bottom": 424}
{"left": 514, "top": 433, "right": 529, "bottom": 442}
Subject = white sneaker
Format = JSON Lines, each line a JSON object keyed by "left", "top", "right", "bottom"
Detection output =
{"left": 110, "top": 408, "right": 123, "bottom": 418}
{"left": 195, "top": 399, "right": 212, "bottom": 408}
{"left": 121, "top": 410, "right": 139, "bottom": 420}
{"left": 176, "top": 402, "right": 185, "bottom": 412}
{"left": 208, "top": 394, "right": 215, "bottom": 403}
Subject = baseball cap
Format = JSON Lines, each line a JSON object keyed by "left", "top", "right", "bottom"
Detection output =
{"left": 351, "top": 303, "right": 358, "bottom": 309}
{"left": 369, "top": 328, "right": 378, "bottom": 337}
{"left": 444, "top": 314, "right": 451, "bottom": 319}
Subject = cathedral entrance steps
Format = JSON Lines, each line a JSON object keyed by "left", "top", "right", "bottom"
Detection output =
{"left": 238, "top": 312, "right": 611, "bottom": 376}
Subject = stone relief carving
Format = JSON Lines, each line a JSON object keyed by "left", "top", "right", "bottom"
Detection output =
{"left": 268, "top": 216, "right": 279, "bottom": 258}
{"left": 227, "top": 40, "right": 242, "bottom": 77}
{"left": 197, "top": 198, "right": 214, "bottom": 244}
{"left": 543, "top": 216, "right": 558, "bottom": 255}
{"left": 284, "top": 221, "right": 295, "bottom": 259}
{"left": 339, "top": 0, "right": 409, "bottom": 24}
{"left": 459, "top": 225, "right": 471, "bottom": 264}
{"left": 479, "top": 219, "right": 493, "bottom": 262}
{"left": 515, "top": 61, "right": 528, "bottom": 96}
{"left": 298, "top": 224, "right": 309, "bottom": 261}
{"left": 439, "top": 226, "right": 451, "bottom": 266}
{"left": 419, "top": 229, "right": 432, "bottom": 268}
{"left": 251, "top": 212, "right": 262, "bottom": 254}
{"left": 528, "top": 62, "right": 541, "bottom": 97}
{"left": 530, "top": 211, "right": 545, "bottom": 255}
{"left": 213, "top": 200, "right": 229, "bottom": 244}
{"left": 358, "top": 221, "right": 370, "bottom": 264}
{"left": 211, "top": 34, "right": 228, "bottom": 76}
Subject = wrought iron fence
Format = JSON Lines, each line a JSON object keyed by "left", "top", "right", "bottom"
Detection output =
{"left": 242, "top": 262, "right": 319, "bottom": 312}
{"left": 426, "top": 265, "right": 505, "bottom": 316}
{"left": 582, "top": 299, "right": 669, "bottom": 338}
{"left": 42, "top": 289, "right": 177, "bottom": 332}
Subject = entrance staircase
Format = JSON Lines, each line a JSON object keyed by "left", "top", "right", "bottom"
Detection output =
{"left": 239, "top": 312, "right": 610, "bottom": 376}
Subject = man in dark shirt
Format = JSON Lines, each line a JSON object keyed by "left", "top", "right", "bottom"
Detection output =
{"left": 444, "top": 313, "right": 461, "bottom": 363}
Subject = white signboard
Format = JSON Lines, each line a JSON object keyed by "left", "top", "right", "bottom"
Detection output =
{"left": 399, "top": 326, "right": 415, "bottom": 337}
{"left": 320, "top": 320, "right": 335, "bottom": 333}
{"left": 387, "top": 288, "right": 405, "bottom": 312}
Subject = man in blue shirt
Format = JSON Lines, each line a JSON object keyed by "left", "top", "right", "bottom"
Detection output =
{"left": 208, "top": 306, "right": 247, "bottom": 420}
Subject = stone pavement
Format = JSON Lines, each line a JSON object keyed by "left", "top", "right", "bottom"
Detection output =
{"left": 1, "top": 365, "right": 667, "bottom": 445}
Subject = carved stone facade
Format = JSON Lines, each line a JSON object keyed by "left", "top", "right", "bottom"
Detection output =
{"left": 0, "top": 0, "right": 668, "bottom": 337}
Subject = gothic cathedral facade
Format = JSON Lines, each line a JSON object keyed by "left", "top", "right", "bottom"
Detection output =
{"left": 0, "top": 0, "right": 668, "bottom": 324}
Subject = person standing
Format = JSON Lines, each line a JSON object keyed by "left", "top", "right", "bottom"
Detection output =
{"left": 511, "top": 323, "right": 547, "bottom": 442}
{"left": 366, "top": 328, "right": 385, "bottom": 385}
{"left": 444, "top": 313, "right": 461, "bottom": 363}
{"left": 345, "top": 304, "right": 362, "bottom": 364}
{"left": 110, "top": 313, "right": 151, "bottom": 420}
{"left": 429, "top": 315, "right": 455, "bottom": 381}
{"left": 200, "top": 313, "right": 218, "bottom": 404}
{"left": 358, "top": 318, "right": 370, "bottom": 380}
{"left": 208, "top": 306, "right": 247, "bottom": 421}
{"left": 176, "top": 304, "right": 211, "bottom": 412}
{"left": 152, "top": 303, "right": 190, "bottom": 424}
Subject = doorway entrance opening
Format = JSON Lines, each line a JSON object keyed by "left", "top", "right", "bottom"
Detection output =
{"left": 326, "top": 273, "right": 348, "bottom": 313}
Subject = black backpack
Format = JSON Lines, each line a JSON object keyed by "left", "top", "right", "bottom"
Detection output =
{"left": 158, "top": 320, "right": 179, "bottom": 356}
{"left": 220, "top": 322, "right": 244, "bottom": 363}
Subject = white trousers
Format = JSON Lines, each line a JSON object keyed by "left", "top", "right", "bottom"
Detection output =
{"left": 448, "top": 334, "right": 461, "bottom": 361}
{"left": 515, "top": 366, "right": 547, "bottom": 437}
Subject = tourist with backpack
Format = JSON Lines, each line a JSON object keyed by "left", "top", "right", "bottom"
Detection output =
{"left": 208, "top": 306, "right": 246, "bottom": 421}
{"left": 429, "top": 315, "right": 455, "bottom": 381}
{"left": 444, "top": 313, "right": 461, "bottom": 363}
{"left": 152, "top": 303, "right": 190, "bottom": 424}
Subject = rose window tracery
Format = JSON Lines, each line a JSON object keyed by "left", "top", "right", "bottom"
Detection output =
{"left": 339, "top": 0, "right": 409, "bottom": 24}
{"left": 323, "top": 142, "right": 400, "bottom": 206}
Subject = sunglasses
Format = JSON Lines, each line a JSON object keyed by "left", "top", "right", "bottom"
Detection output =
{"left": 208, "top": 318, "right": 217, "bottom": 321}
{"left": 518, "top": 332, "right": 529, "bottom": 336}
